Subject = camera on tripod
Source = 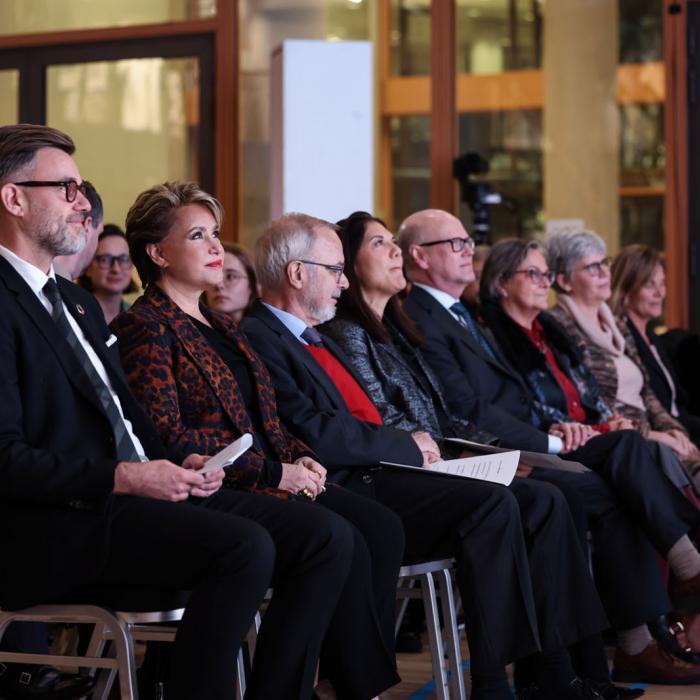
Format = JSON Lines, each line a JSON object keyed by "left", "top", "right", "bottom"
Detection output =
{"left": 452, "top": 152, "right": 502, "bottom": 245}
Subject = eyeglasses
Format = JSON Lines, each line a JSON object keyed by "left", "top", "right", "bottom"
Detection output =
{"left": 418, "top": 237, "right": 475, "bottom": 253}
{"left": 13, "top": 180, "right": 88, "bottom": 203}
{"left": 512, "top": 268, "right": 556, "bottom": 286}
{"left": 297, "top": 259, "right": 345, "bottom": 283}
{"left": 94, "top": 254, "right": 132, "bottom": 269}
{"left": 576, "top": 257, "right": 611, "bottom": 277}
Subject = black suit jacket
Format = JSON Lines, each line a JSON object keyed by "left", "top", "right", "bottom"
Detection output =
{"left": 240, "top": 301, "right": 423, "bottom": 479}
{"left": 0, "top": 256, "right": 164, "bottom": 609}
{"left": 403, "top": 286, "right": 548, "bottom": 452}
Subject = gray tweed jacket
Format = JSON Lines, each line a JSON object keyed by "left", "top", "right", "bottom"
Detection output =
{"left": 321, "top": 316, "right": 497, "bottom": 445}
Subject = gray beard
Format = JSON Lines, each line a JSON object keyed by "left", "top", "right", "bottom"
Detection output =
{"left": 301, "top": 287, "right": 337, "bottom": 325}
{"left": 36, "top": 221, "right": 86, "bottom": 257}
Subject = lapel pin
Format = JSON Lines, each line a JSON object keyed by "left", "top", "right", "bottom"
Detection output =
{"left": 76, "top": 304, "right": 86, "bottom": 315}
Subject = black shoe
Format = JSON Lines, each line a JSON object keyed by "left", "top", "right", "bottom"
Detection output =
{"left": 648, "top": 613, "right": 700, "bottom": 664}
{"left": 517, "top": 678, "right": 604, "bottom": 700}
{"left": 586, "top": 679, "right": 645, "bottom": 699}
{"left": 395, "top": 631, "right": 423, "bottom": 653}
{"left": 0, "top": 663, "right": 95, "bottom": 699}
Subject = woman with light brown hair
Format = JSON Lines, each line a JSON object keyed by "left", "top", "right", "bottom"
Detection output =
{"left": 611, "top": 244, "right": 700, "bottom": 447}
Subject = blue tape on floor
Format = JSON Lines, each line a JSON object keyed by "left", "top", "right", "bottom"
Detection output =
{"left": 407, "top": 660, "right": 470, "bottom": 699}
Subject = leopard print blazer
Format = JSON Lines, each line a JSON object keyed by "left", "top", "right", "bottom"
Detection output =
{"left": 111, "top": 285, "right": 314, "bottom": 497}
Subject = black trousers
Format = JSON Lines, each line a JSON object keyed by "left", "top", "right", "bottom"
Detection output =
{"left": 314, "top": 485, "right": 403, "bottom": 699}
{"left": 566, "top": 430, "right": 700, "bottom": 554}
{"left": 531, "top": 467, "right": 671, "bottom": 631}
{"left": 343, "top": 467, "right": 607, "bottom": 672}
{"left": 73, "top": 490, "right": 357, "bottom": 700}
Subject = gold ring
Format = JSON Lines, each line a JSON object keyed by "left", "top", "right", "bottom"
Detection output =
{"left": 299, "top": 488, "right": 314, "bottom": 499}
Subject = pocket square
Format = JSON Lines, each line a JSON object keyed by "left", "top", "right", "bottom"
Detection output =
{"left": 106, "top": 334, "right": 118, "bottom": 348}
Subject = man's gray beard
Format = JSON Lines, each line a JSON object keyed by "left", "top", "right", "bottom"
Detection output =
{"left": 301, "top": 285, "right": 337, "bottom": 325}
{"left": 36, "top": 221, "right": 86, "bottom": 257}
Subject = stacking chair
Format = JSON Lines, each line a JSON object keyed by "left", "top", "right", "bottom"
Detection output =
{"left": 396, "top": 558, "right": 465, "bottom": 700}
{"left": 0, "top": 586, "right": 249, "bottom": 700}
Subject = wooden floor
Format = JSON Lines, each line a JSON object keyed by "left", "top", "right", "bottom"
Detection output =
{"left": 382, "top": 639, "right": 700, "bottom": 699}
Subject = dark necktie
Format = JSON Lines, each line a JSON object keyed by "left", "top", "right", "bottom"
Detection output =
{"left": 301, "top": 326, "right": 324, "bottom": 347}
{"left": 43, "top": 279, "right": 140, "bottom": 462}
{"left": 450, "top": 301, "right": 497, "bottom": 361}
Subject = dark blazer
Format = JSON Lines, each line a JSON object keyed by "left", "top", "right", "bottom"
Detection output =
{"left": 403, "top": 286, "right": 549, "bottom": 452}
{"left": 626, "top": 318, "right": 685, "bottom": 416}
{"left": 240, "top": 300, "right": 423, "bottom": 475}
{"left": 321, "top": 316, "right": 497, "bottom": 445}
{"left": 111, "top": 286, "right": 312, "bottom": 497}
{"left": 625, "top": 317, "right": 700, "bottom": 445}
{"left": 0, "top": 256, "right": 165, "bottom": 609}
{"left": 480, "top": 303, "right": 611, "bottom": 429}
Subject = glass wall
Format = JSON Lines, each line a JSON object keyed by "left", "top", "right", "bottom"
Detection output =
{"left": 239, "top": 0, "right": 371, "bottom": 247}
{"left": 47, "top": 57, "right": 201, "bottom": 229}
{"left": 386, "top": 0, "right": 666, "bottom": 251}
{"left": 0, "top": 0, "right": 216, "bottom": 36}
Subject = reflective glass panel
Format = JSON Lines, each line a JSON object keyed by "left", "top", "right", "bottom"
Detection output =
{"left": 0, "top": 0, "right": 215, "bottom": 36}
{"left": 620, "top": 103, "right": 665, "bottom": 188}
{"left": 0, "top": 70, "right": 19, "bottom": 125}
{"left": 390, "top": 0, "right": 431, "bottom": 76}
{"left": 390, "top": 115, "right": 431, "bottom": 226}
{"left": 620, "top": 195, "right": 664, "bottom": 250}
{"left": 47, "top": 57, "right": 200, "bottom": 229}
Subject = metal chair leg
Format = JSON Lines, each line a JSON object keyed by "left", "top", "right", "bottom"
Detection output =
{"left": 420, "top": 572, "right": 449, "bottom": 700}
{"left": 436, "top": 568, "right": 466, "bottom": 700}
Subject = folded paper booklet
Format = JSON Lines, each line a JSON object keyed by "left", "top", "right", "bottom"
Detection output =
{"left": 199, "top": 433, "right": 254, "bottom": 473}
{"left": 443, "top": 438, "right": 589, "bottom": 474}
{"left": 381, "top": 449, "right": 520, "bottom": 486}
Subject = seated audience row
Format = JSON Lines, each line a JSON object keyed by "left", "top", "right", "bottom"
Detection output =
{"left": 4, "top": 121, "right": 700, "bottom": 700}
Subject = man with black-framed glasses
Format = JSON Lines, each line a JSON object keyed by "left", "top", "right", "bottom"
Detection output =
{"left": 54, "top": 180, "right": 104, "bottom": 280}
{"left": 0, "top": 124, "right": 279, "bottom": 700}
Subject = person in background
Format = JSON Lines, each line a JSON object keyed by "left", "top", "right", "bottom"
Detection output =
{"left": 611, "top": 245, "right": 700, "bottom": 452}
{"left": 54, "top": 179, "right": 102, "bottom": 280}
{"left": 203, "top": 242, "right": 257, "bottom": 321}
{"left": 546, "top": 230, "right": 700, "bottom": 468}
{"left": 79, "top": 224, "right": 138, "bottom": 323}
{"left": 461, "top": 243, "right": 491, "bottom": 309}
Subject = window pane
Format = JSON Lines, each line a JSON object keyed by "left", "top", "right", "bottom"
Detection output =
{"left": 390, "top": 115, "right": 431, "bottom": 225}
{"left": 47, "top": 57, "right": 200, "bottom": 229}
{"left": 390, "top": 0, "right": 431, "bottom": 76}
{"left": 620, "top": 196, "right": 664, "bottom": 249}
{"left": 0, "top": 70, "right": 19, "bottom": 125}
{"left": 457, "top": 110, "right": 543, "bottom": 243}
{"left": 456, "top": 0, "right": 542, "bottom": 74}
{"left": 620, "top": 103, "right": 665, "bottom": 188}
{"left": 0, "top": 0, "right": 215, "bottom": 36}
{"left": 619, "top": 0, "right": 663, "bottom": 64}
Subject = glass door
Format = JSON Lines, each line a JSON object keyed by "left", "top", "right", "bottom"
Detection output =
{"left": 0, "top": 34, "right": 213, "bottom": 228}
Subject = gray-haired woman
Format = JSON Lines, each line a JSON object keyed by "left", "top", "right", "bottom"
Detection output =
{"left": 546, "top": 230, "right": 700, "bottom": 468}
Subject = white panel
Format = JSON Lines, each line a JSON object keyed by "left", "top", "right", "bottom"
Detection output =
{"left": 270, "top": 39, "right": 373, "bottom": 222}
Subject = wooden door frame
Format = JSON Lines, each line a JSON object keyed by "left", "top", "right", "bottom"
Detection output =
{"left": 0, "top": 3, "right": 238, "bottom": 240}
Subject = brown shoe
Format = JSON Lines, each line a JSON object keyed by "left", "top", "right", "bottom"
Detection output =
{"left": 669, "top": 571, "right": 700, "bottom": 613}
{"left": 612, "top": 641, "right": 700, "bottom": 685}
